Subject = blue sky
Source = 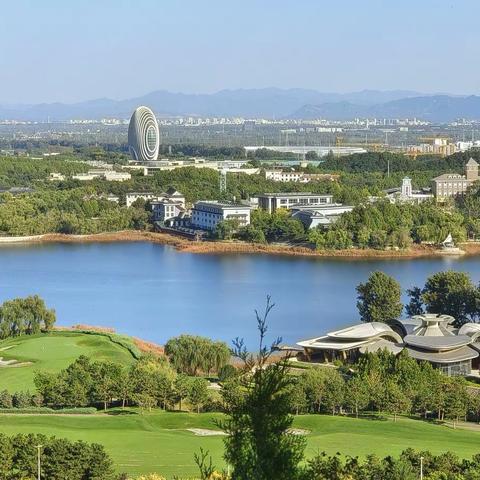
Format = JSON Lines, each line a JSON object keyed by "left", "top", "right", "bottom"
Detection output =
{"left": 0, "top": 0, "right": 479, "bottom": 103}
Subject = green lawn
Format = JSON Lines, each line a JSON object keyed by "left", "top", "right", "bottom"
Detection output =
{"left": 0, "top": 411, "right": 478, "bottom": 478}
{"left": 0, "top": 332, "right": 136, "bottom": 391}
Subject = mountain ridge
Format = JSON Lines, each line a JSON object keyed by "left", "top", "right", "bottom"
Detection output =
{"left": 0, "top": 88, "right": 424, "bottom": 121}
{"left": 0, "top": 88, "right": 477, "bottom": 122}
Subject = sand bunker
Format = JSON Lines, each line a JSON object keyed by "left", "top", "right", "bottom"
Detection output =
{"left": 187, "top": 428, "right": 227, "bottom": 436}
{"left": 286, "top": 428, "right": 310, "bottom": 435}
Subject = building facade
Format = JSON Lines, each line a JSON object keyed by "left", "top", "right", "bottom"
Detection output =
{"left": 384, "top": 177, "right": 433, "bottom": 204}
{"left": 191, "top": 201, "right": 251, "bottom": 230}
{"left": 151, "top": 199, "right": 185, "bottom": 223}
{"left": 290, "top": 204, "right": 354, "bottom": 229}
{"left": 128, "top": 106, "right": 160, "bottom": 163}
{"left": 297, "top": 313, "right": 480, "bottom": 376}
{"left": 432, "top": 158, "right": 478, "bottom": 200}
{"left": 257, "top": 193, "right": 333, "bottom": 213}
{"left": 264, "top": 170, "right": 338, "bottom": 183}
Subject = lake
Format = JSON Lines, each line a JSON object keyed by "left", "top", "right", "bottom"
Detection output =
{"left": 1, "top": 242, "right": 480, "bottom": 347}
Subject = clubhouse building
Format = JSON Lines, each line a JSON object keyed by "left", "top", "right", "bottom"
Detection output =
{"left": 297, "top": 314, "right": 480, "bottom": 376}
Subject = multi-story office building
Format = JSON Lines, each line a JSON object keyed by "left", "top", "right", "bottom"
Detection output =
{"left": 191, "top": 201, "right": 251, "bottom": 230}
{"left": 432, "top": 158, "right": 478, "bottom": 200}
{"left": 257, "top": 192, "right": 333, "bottom": 213}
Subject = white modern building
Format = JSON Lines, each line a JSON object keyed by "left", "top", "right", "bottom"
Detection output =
{"left": 297, "top": 314, "right": 480, "bottom": 376}
{"left": 72, "top": 169, "right": 131, "bottom": 182}
{"left": 191, "top": 201, "right": 252, "bottom": 231}
{"left": 257, "top": 192, "right": 334, "bottom": 213}
{"left": 103, "top": 171, "right": 131, "bottom": 182}
{"left": 151, "top": 199, "right": 185, "bottom": 223}
{"left": 128, "top": 106, "right": 160, "bottom": 163}
{"left": 127, "top": 188, "right": 186, "bottom": 209}
{"left": 291, "top": 204, "right": 354, "bottom": 229}
{"left": 126, "top": 192, "right": 158, "bottom": 208}
{"left": 265, "top": 170, "right": 338, "bottom": 183}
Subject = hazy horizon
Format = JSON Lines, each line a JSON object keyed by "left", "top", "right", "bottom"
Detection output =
{"left": 1, "top": 0, "right": 480, "bottom": 104}
{"left": 0, "top": 87, "right": 469, "bottom": 107}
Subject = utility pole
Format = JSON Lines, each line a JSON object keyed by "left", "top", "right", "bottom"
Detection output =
{"left": 36, "top": 444, "right": 42, "bottom": 480}
{"left": 420, "top": 456, "right": 424, "bottom": 480}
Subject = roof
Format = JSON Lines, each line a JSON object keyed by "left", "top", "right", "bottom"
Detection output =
{"left": 404, "top": 345, "right": 478, "bottom": 364}
{"left": 458, "top": 323, "right": 480, "bottom": 341}
{"left": 326, "top": 322, "right": 397, "bottom": 340}
{"left": 432, "top": 173, "right": 466, "bottom": 182}
{"left": 194, "top": 201, "right": 252, "bottom": 210}
{"left": 403, "top": 314, "right": 455, "bottom": 337}
{"left": 259, "top": 192, "right": 333, "bottom": 198}
{"left": 404, "top": 334, "right": 472, "bottom": 351}
{"left": 466, "top": 158, "right": 478, "bottom": 166}
{"left": 297, "top": 322, "right": 401, "bottom": 351}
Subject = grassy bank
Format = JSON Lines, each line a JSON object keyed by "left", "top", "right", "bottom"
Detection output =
{"left": 0, "top": 331, "right": 137, "bottom": 391}
{"left": 0, "top": 411, "right": 478, "bottom": 478}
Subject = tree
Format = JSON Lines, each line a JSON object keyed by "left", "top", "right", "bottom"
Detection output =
{"left": 212, "top": 219, "right": 240, "bottom": 240}
{"left": 301, "top": 368, "right": 328, "bottom": 413}
{"left": 345, "top": 376, "right": 369, "bottom": 418}
{"left": 322, "top": 370, "right": 345, "bottom": 415}
{"left": 356, "top": 271, "right": 403, "bottom": 323}
{"left": 420, "top": 271, "right": 478, "bottom": 325}
{"left": 382, "top": 379, "right": 411, "bottom": 421}
{"left": 188, "top": 378, "right": 209, "bottom": 413}
{"left": 287, "top": 379, "right": 308, "bottom": 415}
{"left": 220, "top": 296, "right": 306, "bottom": 480}
{"left": 92, "top": 361, "right": 121, "bottom": 411}
{"left": 165, "top": 335, "right": 230, "bottom": 376}
{"left": 218, "top": 364, "right": 237, "bottom": 383}
{"left": 444, "top": 377, "right": 468, "bottom": 428}
{"left": 174, "top": 374, "right": 191, "bottom": 411}
{"left": 117, "top": 367, "right": 133, "bottom": 409}
{"left": 0, "top": 390, "right": 13, "bottom": 408}
{"left": 0, "top": 295, "right": 56, "bottom": 339}
{"left": 405, "top": 286, "right": 424, "bottom": 316}
{"left": 12, "top": 391, "right": 32, "bottom": 409}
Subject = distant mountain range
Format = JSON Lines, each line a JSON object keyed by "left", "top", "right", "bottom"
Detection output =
{"left": 0, "top": 88, "right": 479, "bottom": 122}
{"left": 293, "top": 95, "right": 480, "bottom": 122}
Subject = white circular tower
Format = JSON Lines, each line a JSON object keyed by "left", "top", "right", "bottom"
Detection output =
{"left": 128, "top": 106, "right": 160, "bottom": 162}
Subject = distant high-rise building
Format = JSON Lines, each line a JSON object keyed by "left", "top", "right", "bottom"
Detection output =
{"left": 128, "top": 106, "right": 159, "bottom": 162}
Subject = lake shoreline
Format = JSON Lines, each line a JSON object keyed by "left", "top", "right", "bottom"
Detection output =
{"left": 2, "top": 230, "right": 479, "bottom": 260}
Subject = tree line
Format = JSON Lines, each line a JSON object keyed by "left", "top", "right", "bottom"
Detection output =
{"left": 0, "top": 433, "right": 113, "bottom": 480}
{"left": 291, "top": 350, "right": 476, "bottom": 428}
{"left": 33, "top": 353, "right": 225, "bottom": 413}
{"left": 356, "top": 269, "right": 480, "bottom": 328}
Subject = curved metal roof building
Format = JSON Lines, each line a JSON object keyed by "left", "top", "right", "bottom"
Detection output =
{"left": 128, "top": 106, "right": 159, "bottom": 163}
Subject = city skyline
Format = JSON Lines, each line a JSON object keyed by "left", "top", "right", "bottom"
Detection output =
{"left": 1, "top": 0, "right": 479, "bottom": 104}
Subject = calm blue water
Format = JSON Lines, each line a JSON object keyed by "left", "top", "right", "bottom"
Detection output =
{"left": 1, "top": 242, "right": 480, "bottom": 347}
